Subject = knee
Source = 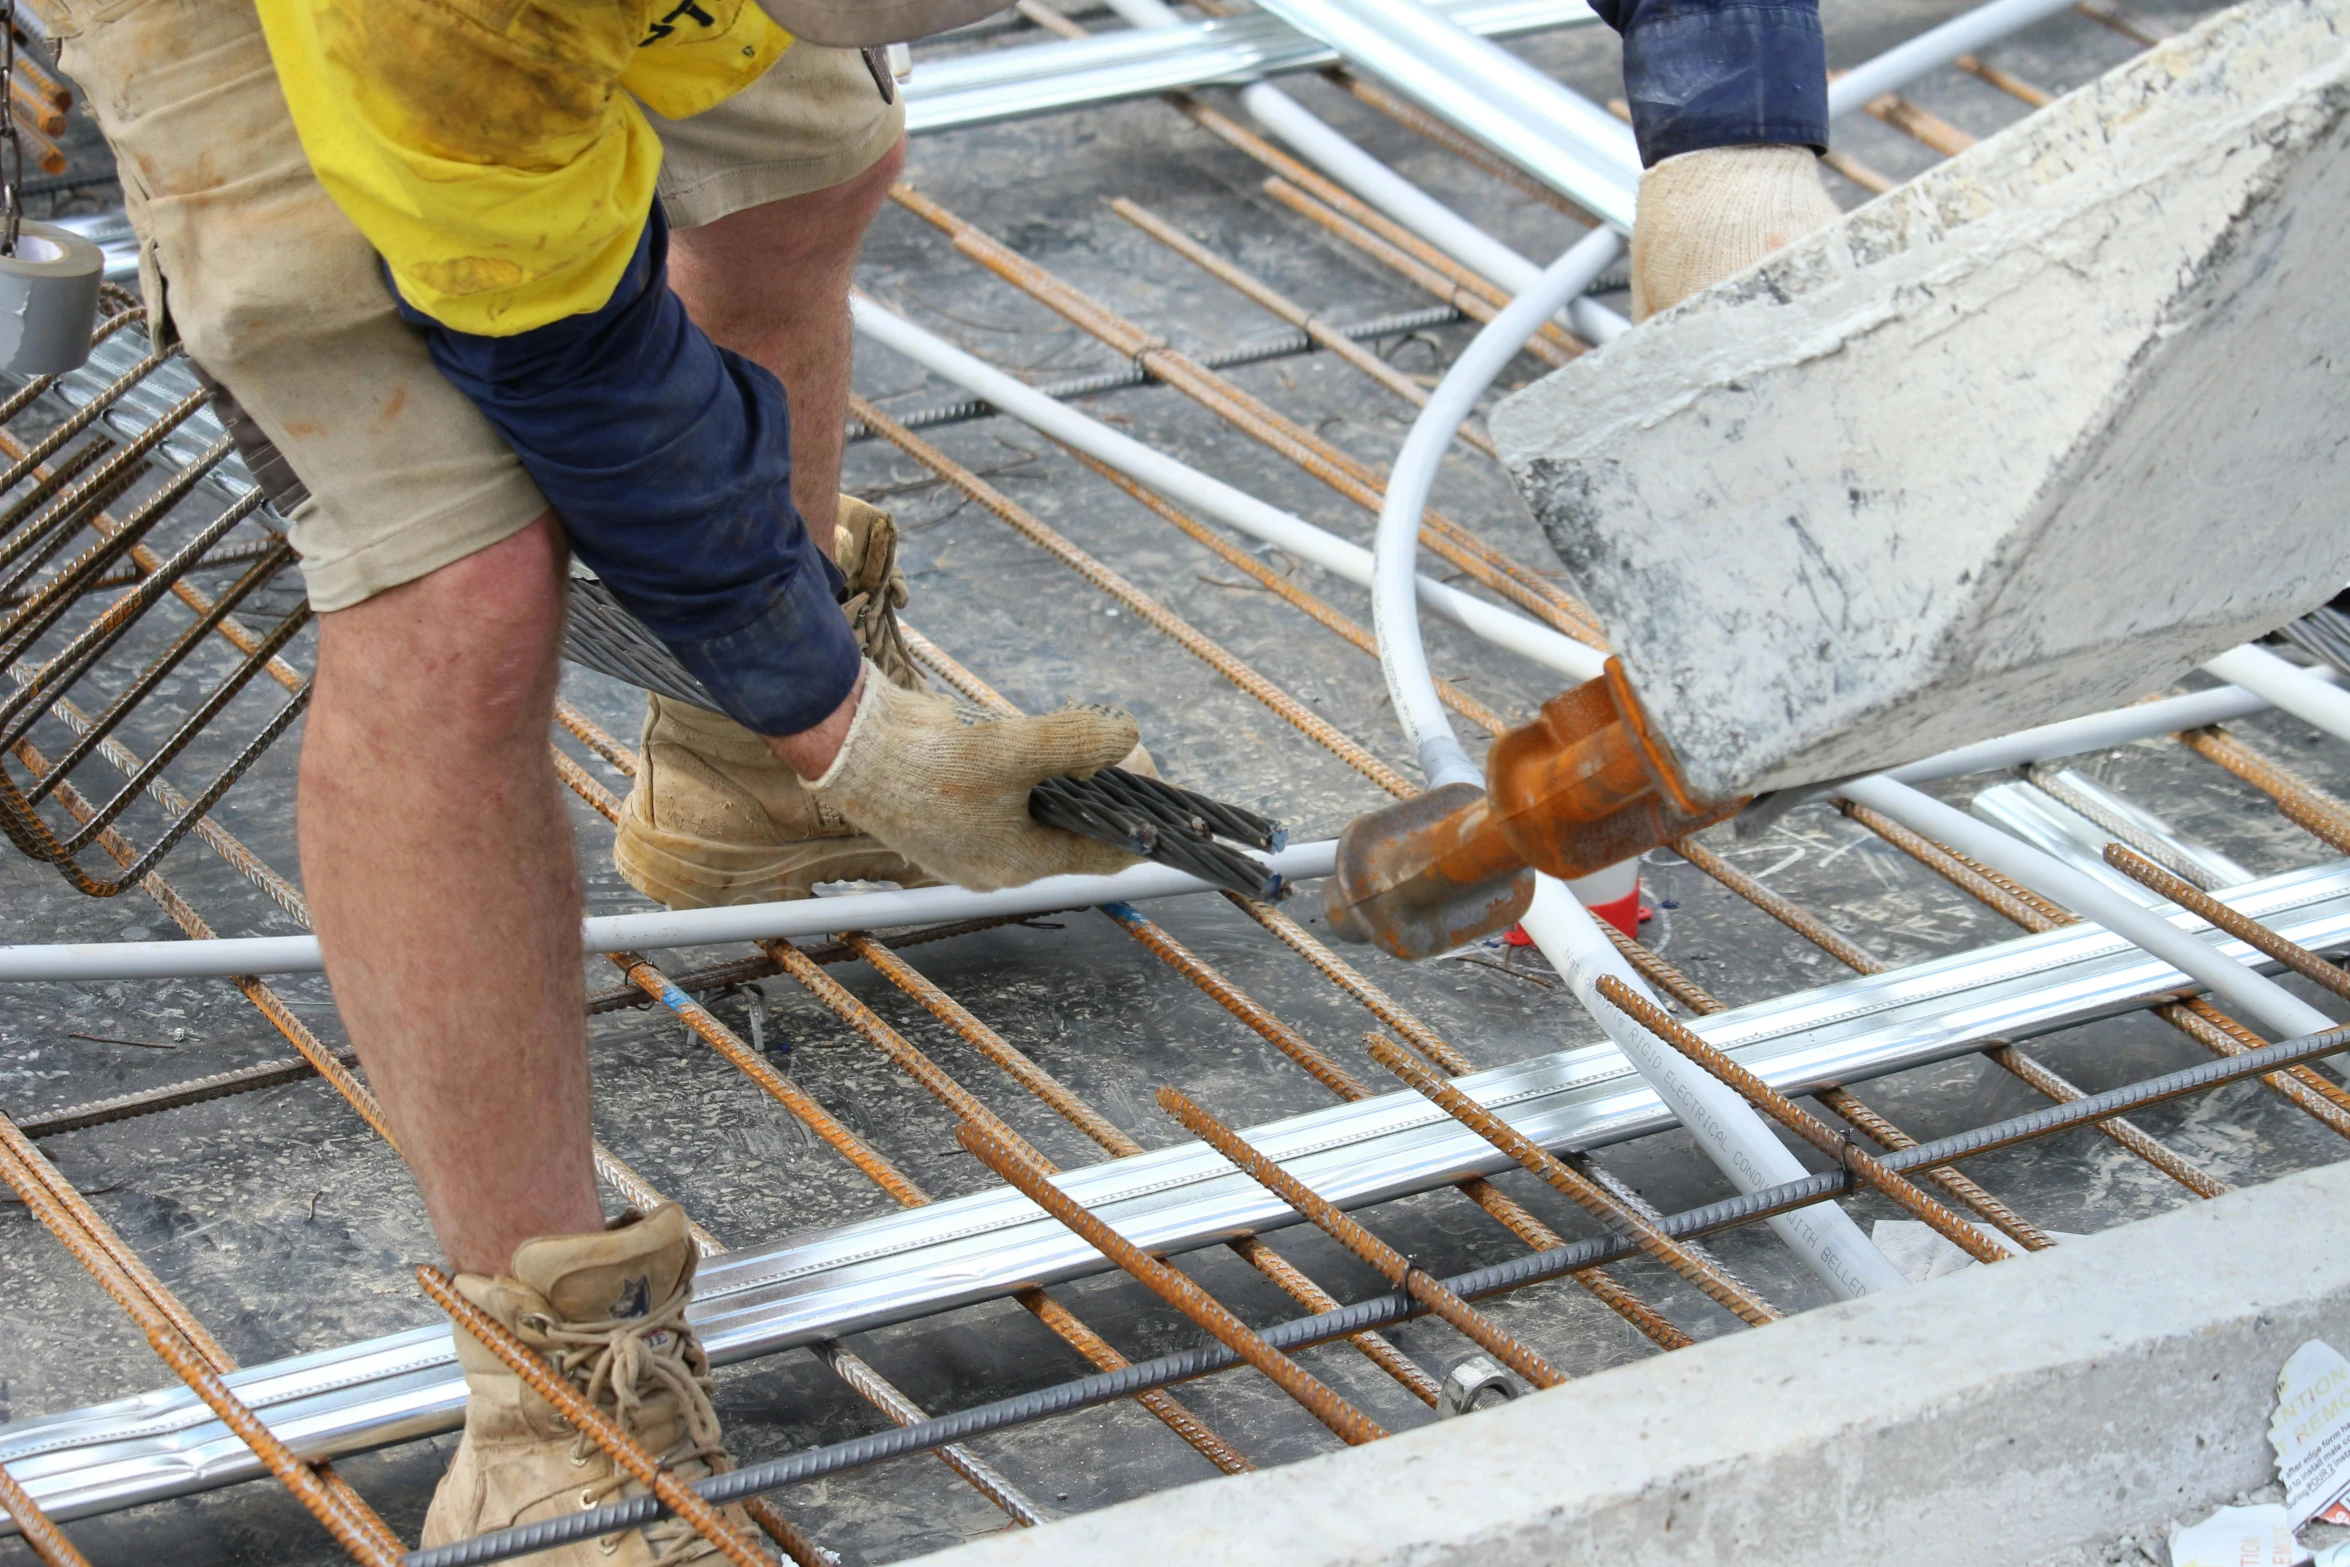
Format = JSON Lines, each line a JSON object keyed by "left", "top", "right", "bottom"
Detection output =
{"left": 673, "top": 136, "right": 905, "bottom": 285}
{"left": 313, "top": 513, "right": 569, "bottom": 747}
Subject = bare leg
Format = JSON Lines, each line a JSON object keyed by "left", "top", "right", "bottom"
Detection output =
{"left": 298, "top": 513, "right": 603, "bottom": 1275}
{"left": 665, "top": 135, "right": 907, "bottom": 556}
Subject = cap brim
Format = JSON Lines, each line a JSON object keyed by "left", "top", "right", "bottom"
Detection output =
{"left": 762, "top": 0, "right": 1013, "bottom": 46}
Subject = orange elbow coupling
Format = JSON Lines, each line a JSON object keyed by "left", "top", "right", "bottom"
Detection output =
{"left": 1324, "top": 659, "right": 1747, "bottom": 961}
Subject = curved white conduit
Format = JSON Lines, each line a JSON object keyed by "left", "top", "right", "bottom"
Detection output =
{"left": 851, "top": 294, "right": 1608, "bottom": 683}
{"left": 1366, "top": 225, "right": 1912, "bottom": 1298}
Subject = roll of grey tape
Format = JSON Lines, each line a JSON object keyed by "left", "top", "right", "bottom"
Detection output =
{"left": 0, "top": 220, "right": 105, "bottom": 377}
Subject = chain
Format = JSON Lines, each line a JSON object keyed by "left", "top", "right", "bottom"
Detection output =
{"left": 0, "top": 0, "right": 20, "bottom": 256}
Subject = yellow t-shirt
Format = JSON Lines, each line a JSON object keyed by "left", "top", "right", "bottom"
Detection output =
{"left": 255, "top": 0, "right": 792, "bottom": 335}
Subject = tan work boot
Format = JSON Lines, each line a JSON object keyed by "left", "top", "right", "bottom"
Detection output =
{"left": 613, "top": 496, "right": 935, "bottom": 908}
{"left": 421, "top": 1206, "right": 760, "bottom": 1566}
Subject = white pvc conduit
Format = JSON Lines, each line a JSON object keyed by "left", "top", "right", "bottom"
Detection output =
{"left": 0, "top": 841, "right": 1340, "bottom": 985}
{"left": 1237, "top": 83, "right": 1634, "bottom": 346}
{"left": 2202, "top": 644, "right": 2350, "bottom": 748}
{"left": 1373, "top": 226, "right": 1624, "bottom": 785}
{"left": 1887, "top": 679, "right": 2328, "bottom": 787}
{"left": 1367, "top": 225, "right": 1908, "bottom": 1297}
{"left": 1825, "top": 0, "right": 2086, "bottom": 116}
{"left": 851, "top": 294, "right": 1608, "bottom": 683}
{"left": 1840, "top": 775, "right": 2335, "bottom": 1039}
{"left": 1515, "top": 878, "right": 1913, "bottom": 1296}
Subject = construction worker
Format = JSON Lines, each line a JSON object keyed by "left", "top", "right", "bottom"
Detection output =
{"left": 31, "top": 0, "right": 1838, "bottom": 1555}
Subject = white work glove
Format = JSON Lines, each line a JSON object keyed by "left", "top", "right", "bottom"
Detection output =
{"left": 806, "top": 660, "right": 1144, "bottom": 891}
{"left": 1629, "top": 144, "right": 1841, "bottom": 322}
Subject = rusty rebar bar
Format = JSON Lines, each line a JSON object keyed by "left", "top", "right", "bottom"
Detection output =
{"left": 0, "top": 1117, "right": 404, "bottom": 1563}
{"left": 808, "top": 1338, "right": 1052, "bottom": 1524}
{"left": 1159, "top": 1086, "right": 1568, "bottom": 1388}
{"left": 417, "top": 1267, "right": 769, "bottom": 1567}
{"left": 1364, "top": 1033, "right": 1785, "bottom": 1322}
{"left": 1324, "top": 68, "right": 1607, "bottom": 228}
{"left": 890, "top": 184, "right": 1602, "bottom": 644}
{"left": 2177, "top": 726, "right": 2350, "bottom": 847}
{"left": 955, "top": 1118, "right": 1390, "bottom": 1447}
{"left": 1108, "top": 196, "right": 1499, "bottom": 458}
{"left": 1812, "top": 1088, "right": 2054, "bottom": 1251}
{"left": 1102, "top": 900, "right": 1374, "bottom": 1097}
{"left": 1228, "top": 893, "right": 1476, "bottom": 1073}
{"left": 802, "top": 651, "right": 1447, "bottom": 1409}
{"left": 1670, "top": 835, "right": 1886, "bottom": 974}
{"left": 843, "top": 932, "right": 1147, "bottom": 1158}
{"left": 772, "top": 937, "right": 1332, "bottom": 1464}
{"left": 1669, "top": 834, "right": 2058, "bottom": 1241}
{"left": 1837, "top": 799, "right": 2231, "bottom": 1195}
{"left": 1863, "top": 91, "right": 1974, "bottom": 154}
{"left": 2097, "top": 845, "right": 2350, "bottom": 1137}
{"left": 1954, "top": 53, "right": 2055, "bottom": 104}
{"left": 1258, "top": 175, "right": 1581, "bottom": 368}
{"left": 1179, "top": 98, "right": 1587, "bottom": 366}
{"left": 850, "top": 394, "right": 1418, "bottom": 797}
{"left": 1596, "top": 975, "right": 2010, "bottom": 1264}
{"left": 0, "top": 1452, "right": 89, "bottom": 1566}
{"left": 1058, "top": 445, "right": 1511, "bottom": 737}
{"left": 612, "top": 951, "right": 930, "bottom": 1205}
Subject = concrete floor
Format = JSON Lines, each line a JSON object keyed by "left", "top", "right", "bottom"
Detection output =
{"left": 1, "top": 0, "right": 2330, "bottom": 1560}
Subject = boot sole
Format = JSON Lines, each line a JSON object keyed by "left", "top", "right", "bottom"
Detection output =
{"left": 613, "top": 798, "right": 937, "bottom": 910}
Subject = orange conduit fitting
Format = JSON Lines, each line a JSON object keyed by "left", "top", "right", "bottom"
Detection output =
{"left": 1595, "top": 976, "right": 2012, "bottom": 1266}
{"left": 416, "top": 1269, "right": 771, "bottom": 1567}
{"left": 1157, "top": 1087, "right": 1568, "bottom": 1391}
{"left": 954, "top": 1118, "right": 1391, "bottom": 1448}
{"left": 1327, "top": 661, "right": 1744, "bottom": 960}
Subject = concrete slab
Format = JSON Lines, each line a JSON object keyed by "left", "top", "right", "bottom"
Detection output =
{"left": 908, "top": 1158, "right": 2350, "bottom": 1567}
{"left": 1494, "top": 0, "right": 2350, "bottom": 801}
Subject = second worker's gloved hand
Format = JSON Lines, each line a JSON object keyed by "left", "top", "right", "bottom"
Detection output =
{"left": 803, "top": 661, "right": 1145, "bottom": 891}
{"left": 1629, "top": 145, "right": 1840, "bottom": 322}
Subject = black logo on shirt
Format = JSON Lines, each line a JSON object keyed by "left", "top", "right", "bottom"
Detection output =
{"left": 642, "top": 0, "right": 717, "bottom": 43}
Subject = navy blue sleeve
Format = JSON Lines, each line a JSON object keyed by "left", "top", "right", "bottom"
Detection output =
{"left": 1589, "top": 0, "right": 1830, "bottom": 167}
{"left": 394, "top": 210, "right": 861, "bottom": 738}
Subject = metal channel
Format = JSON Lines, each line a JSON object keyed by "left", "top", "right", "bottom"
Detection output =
{"left": 902, "top": 0, "right": 1598, "bottom": 133}
{"left": 10, "top": 853, "right": 2349, "bottom": 1524}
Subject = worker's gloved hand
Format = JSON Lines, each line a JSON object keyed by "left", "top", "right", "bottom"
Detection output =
{"left": 803, "top": 661, "right": 1145, "bottom": 891}
{"left": 1630, "top": 145, "right": 1840, "bottom": 322}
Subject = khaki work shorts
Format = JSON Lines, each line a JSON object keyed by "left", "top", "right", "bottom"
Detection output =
{"left": 35, "top": 0, "right": 904, "bottom": 611}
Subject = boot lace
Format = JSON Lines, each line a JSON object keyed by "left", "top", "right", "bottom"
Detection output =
{"left": 522, "top": 1287, "right": 745, "bottom": 1564}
